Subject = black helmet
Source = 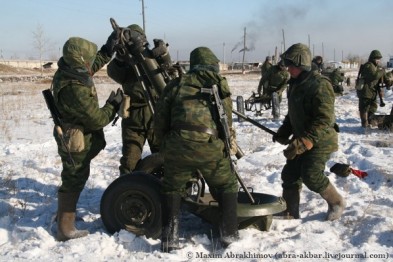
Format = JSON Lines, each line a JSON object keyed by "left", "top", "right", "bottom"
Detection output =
{"left": 280, "top": 43, "right": 312, "bottom": 71}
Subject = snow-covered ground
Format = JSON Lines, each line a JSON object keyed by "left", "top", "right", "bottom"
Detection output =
{"left": 0, "top": 71, "right": 392, "bottom": 261}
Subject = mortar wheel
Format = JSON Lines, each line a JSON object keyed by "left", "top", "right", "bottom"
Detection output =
{"left": 100, "top": 172, "right": 162, "bottom": 239}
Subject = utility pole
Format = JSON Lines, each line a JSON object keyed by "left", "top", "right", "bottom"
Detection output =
{"left": 282, "top": 29, "right": 286, "bottom": 51}
{"left": 141, "top": 0, "right": 146, "bottom": 33}
{"left": 222, "top": 42, "right": 226, "bottom": 65}
{"left": 242, "top": 27, "right": 246, "bottom": 74}
{"left": 308, "top": 34, "right": 310, "bottom": 49}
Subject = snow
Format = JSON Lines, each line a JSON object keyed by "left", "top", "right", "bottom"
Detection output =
{"left": 0, "top": 72, "right": 392, "bottom": 261}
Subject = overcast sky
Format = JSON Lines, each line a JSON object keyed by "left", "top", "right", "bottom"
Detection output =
{"left": 1, "top": 0, "right": 393, "bottom": 63}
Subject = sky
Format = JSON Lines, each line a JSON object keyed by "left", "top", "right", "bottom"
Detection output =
{"left": 1, "top": 0, "right": 393, "bottom": 63}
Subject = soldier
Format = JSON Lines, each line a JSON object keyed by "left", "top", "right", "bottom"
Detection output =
{"left": 273, "top": 43, "right": 345, "bottom": 221}
{"left": 329, "top": 66, "right": 345, "bottom": 95}
{"left": 52, "top": 35, "right": 123, "bottom": 241}
{"left": 257, "top": 56, "right": 273, "bottom": 93}
{"left": 357, "top": 50, "right": 387, "bottom": 128}
{"left": 312, "top": 55, "right": 324, "bottom": 73}
{"left": 154, "top": 47, "right": 239, "bottom": 252}
{"left": 257, "top": 60, "right": 290, "bottom": 103}
{"left": 107, "top": 24, "right": 162, "bottom": 175}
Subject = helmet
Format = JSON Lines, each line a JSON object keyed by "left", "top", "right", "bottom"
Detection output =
{"left": 266, "top": 56, "right": 272, "bottom": 61}
{"left": 190, "top": 47, "right": 219, "bottom": 71}
{"left": 369, "top": 50, "right": 382, "bottom": 60}
{"left": 280, "top": 43, "right": 312, "bottom": 71}
{"left": 63, "top": 37, "right": 97, "bottom": 70}
{"left": 127, "top": 24, "right": 144, "bottom": 35}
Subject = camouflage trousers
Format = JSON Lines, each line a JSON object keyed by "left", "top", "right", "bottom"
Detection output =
{"left": 120, "top": 123, "right": 159, "bottom": 174}
{"left": 358, "top": 96, "right": 378, "bottom": 115}
{"left": 162, "top": 156, "right": 239, "bottom": 198}
{"left": 55, "top": 130, "right": 106, "bottom": 193}
{"left": 281, "top": 150, "right": 331, "bottom": 193}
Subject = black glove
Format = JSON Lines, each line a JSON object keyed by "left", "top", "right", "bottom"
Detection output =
{"left": 330, "top": 163, "right": 351, "bottom": 177}
{"left": 380, "top": 101, "right": 385, "bottom": 107}
{"left": 102, "top": 30, "right": 119, "bottom": 57}
{"left": 107, "top": 88, "right": 124, "bottom": 112}
{"left": 272, "top": 132, "right": 290, "bottom": 145}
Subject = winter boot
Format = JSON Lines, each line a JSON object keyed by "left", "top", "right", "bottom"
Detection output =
{"left": 319, "top": 183, "right": 346, "bottom": 221}
{"left": 57, "top": 191, "right": 89, "bottom": 241}
{"left": 217, "top": 192, "right": 239, "bottom": 247}
{"left": 277, "top": 188, "right": 300, "bottom": 219}
{"left": 160, "top": 194, "right": 182, "bottom": 252}
{"left": 360, "top": 112, "right": 369, "bottom": 128}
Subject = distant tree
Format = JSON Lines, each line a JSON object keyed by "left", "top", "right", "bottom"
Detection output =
{"left": 32, "top": 23, "right": 55, "bottom": 74}
{"left": 346, "top": 53, "right": 365, "bottom": 65}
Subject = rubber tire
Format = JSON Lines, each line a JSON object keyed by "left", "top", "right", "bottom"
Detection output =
{"left": 236, "top": 96, "right": 245, "bottom": 122}
{"left": 100, "top": 171, "right": 162, "bottom": 239}
{"left": 271, "top": 92, "right": 280, "bottom": 120}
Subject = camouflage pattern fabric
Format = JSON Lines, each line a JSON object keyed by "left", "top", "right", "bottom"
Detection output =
{"left": 52, "top": 37, "right": 115, "bottom": 193}
{"left": 357, "top": 60, "right": 386, "bottom": 115}
{"left": 107, "top": 59, "right": 159, "bottom": 173}
{"left": 261, "top": 60, "right": 272, "bottom": 76}
{"left": 154, "top": 47, "right": 238, "bottom": 195}
{"left": 278, "top": 70, "right": 338, "bottom": 193}
{"left": 281, "top": 43, "right": 312, "bottom": 71}
{"left": 258, "top": 64, "right": 290, "bottom": 100}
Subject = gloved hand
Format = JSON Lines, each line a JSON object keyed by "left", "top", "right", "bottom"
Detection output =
{"left": 283, "top": 138, "right": 313, "bottom": 160}
{"left": 273, "top": 125, "right": 292, "bottom": 145}
{"left": 273, "top": 133, "right": 290, "bottom": 145}
{"left": 103, "top": 30, "right": 119, "bottom": 57}
{"left": 351, "top": 168, "right": 368, "bottom": 179}
{"left": 380, "top": 101, "right": 385, "bottom": 107}
{"left": 107, "top": 88, "right": 124, "bottom": 112}
{"left": 151, "top": 39, "right": 168, "bottom": 57}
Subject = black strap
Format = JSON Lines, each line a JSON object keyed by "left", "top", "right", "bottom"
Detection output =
{"left": 171, "top": 123, "right": 218, "bottom": 137}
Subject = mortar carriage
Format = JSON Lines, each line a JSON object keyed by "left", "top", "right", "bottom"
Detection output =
{"left": 100, "top": 153, "right": 286, "bottom": 239}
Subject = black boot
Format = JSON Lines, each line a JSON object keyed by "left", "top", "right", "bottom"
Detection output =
{"left": 217, "top": 192, "right": 239, "bottom": 247}
{"left": 278, "top": 188, "right": 300, "bottom": 219}
{"left": 160, "top": 194, "right": 182, "bottom": 252}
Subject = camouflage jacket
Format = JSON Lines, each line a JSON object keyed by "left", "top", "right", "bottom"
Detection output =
{"left": 261, "top": 61, "right": 272, "bottom": 76}
{"left": 359, "top": 61, "right": 385, "bottom": 99}
{"left": 107, "top": 59, "right": 154, "bottom": 130}
{"left": 52, "top": 40, "right": 115, "bottom": 133}
{"left": 154, "top": 69, "right": 232, "bottom": 162}
{"left": 261, "top": 65, "right": 290, "bottom": 95}
{"left": 279, "top": 70, "right": 338, "bottom": 153}
{"left": 330, "top": 68, "right": 345, "bottom": 86}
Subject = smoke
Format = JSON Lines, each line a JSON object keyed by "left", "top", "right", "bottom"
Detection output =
{"left": 241, "top": 1, "right": 318, "bottom": 57}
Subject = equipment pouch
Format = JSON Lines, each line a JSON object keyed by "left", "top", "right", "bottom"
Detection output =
{"left": 355, "top": 77, "right": 364, "bottom": 91}
{"left": 118, "top": 95, "right": 131, "bottom": 118}
{"left": 63, "top": 124, "right": 85, "bottom": 152}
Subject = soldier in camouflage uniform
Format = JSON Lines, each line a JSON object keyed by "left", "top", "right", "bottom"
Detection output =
{"left": 357, "top": 50, "right": 387, "bottom": 127}
{"left": 257, "top": 60, "right": 290, "bottom": 102}
{"left": 154, "top": 47, "right": 239, "bottom": 251}
{"left": 311, "top": 55, "right": 324, "bottom": 73}
{"left": 52, "top": 35, "right": 123, "bottom": 241}
{"left": 257, "top": 56, "right": 273, "bottom": 92}
{"left": 273, "top": 43, "right": 345, "bottom": 221}
{"left": 329, "top": 67, "right": 345, "bottom": 95}
{"left": 107, "top": 24, "right": 160, "bottom": 175}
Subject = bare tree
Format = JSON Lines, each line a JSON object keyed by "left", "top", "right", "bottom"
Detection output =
{"left": 32, "top": 23, "right": 54, "bottom": 75}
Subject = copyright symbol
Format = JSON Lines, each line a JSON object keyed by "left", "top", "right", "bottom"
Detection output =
{"left": 186, "top": 251, "right": 193, "bottom": 259}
